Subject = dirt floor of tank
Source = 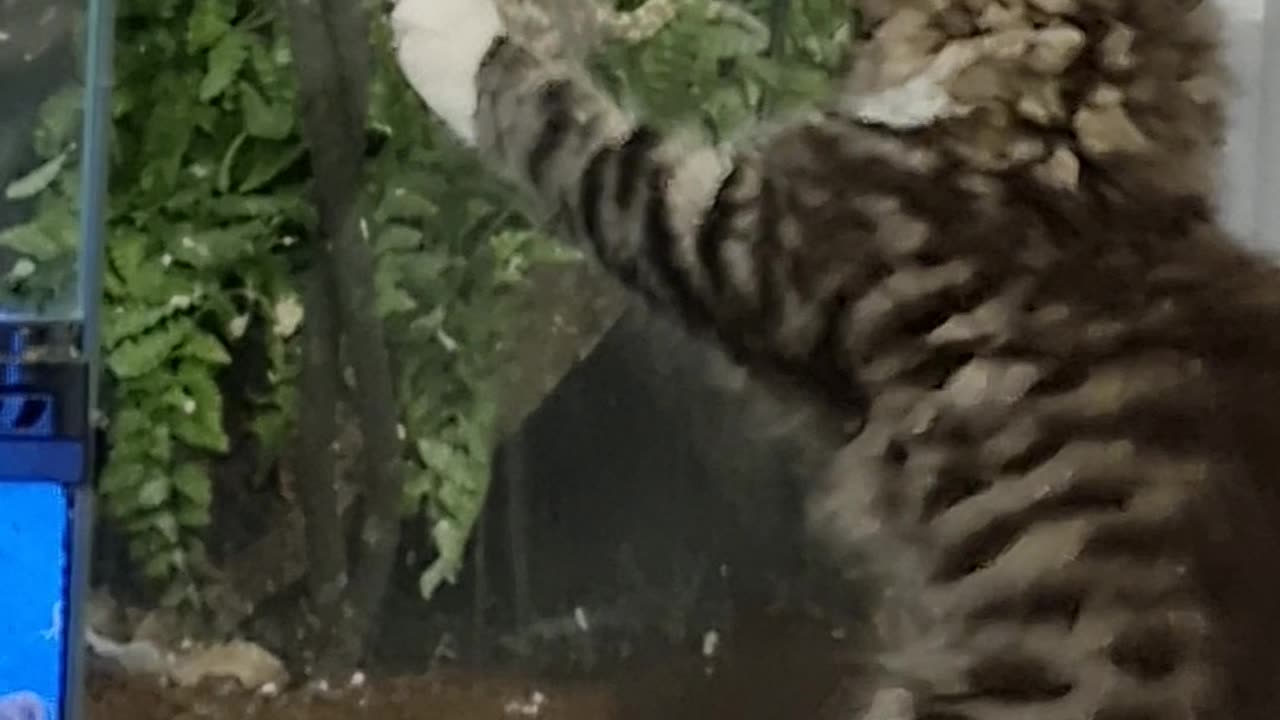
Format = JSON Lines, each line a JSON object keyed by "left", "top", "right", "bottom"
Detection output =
{"left": 87, "top": 608, "right": 862, "bottom": 720}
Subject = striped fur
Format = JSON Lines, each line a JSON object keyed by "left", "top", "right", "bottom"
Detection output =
{"left": 463, "top": 1, "right": 1280, "bottom": 718}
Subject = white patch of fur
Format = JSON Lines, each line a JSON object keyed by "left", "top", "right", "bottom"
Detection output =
{"left": 391, "top": 0, "right": 504, "bottom": 144}
{"left": 670, "top": 150, "right": 732, "bottom": 292}
{"left": 842, "top": 38, "right": 984, "bottom": 129}
{"left": 665, "top": 142, "right": 733, "bottom": 242}
{"left": 845, "top": 76, "right": 958, "bottom": 129}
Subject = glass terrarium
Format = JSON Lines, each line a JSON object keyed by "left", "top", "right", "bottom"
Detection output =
{"left": 0, "top": 0, "right": 108, "bottom": 325}
{"left": 0, "top": 0, "right": 112, "bottom": 717}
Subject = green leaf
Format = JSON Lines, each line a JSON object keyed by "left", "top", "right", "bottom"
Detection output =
{"left": 106, "top": 318, "right": 193, "bottom": 379}
{"left": 374, "top": 186, "right": 437, "bottom": 222}
{"left": 0, "top": 220, "right": 66, "bottom": 262}
{"left": 137, "top": 477, "right": 171, "bottom": 508}
{"left": 374, "top": 264, "right": 418, "bottom": 316}
{"left": 109, "top": 251, "right": 195, "bottom": 304}
{"left": 403, "top": 468, "right": 435, "bottom": 503}
{"left": 142, "top": 550, "right": 178, "bottom": 581}
{"left": 0, "top": 203, "right": 77, "bottom": 261}
{"left": 171, "top": 222, "right": 263, "bottom": 269}
{"left": 238, "top": 140, "right": 305, "bottom": 192}
{"left": 188, "top": 0, "right": 236, "bottom": 50}
{"left": 170, "top": 361, "right": 229, "bottom": 453}
{"left": 698, "top": 21, "right": 770, "bottom": 58}
{"left": 5, "top": 149, "right": 71, "bottom": 201}
{"left": 176, "top": 504, "right": 212, "bottom": 528}
{"left": 248, "top": 408, "right": 290, "bottom": 457}
{"left": 240, "top": 83, "right": 293, "bottom": 140}
{"left": 149, "top": 512, "right": 181, "bottom": 543}
{"left": 33, "top": 87, "right": 84, "bottom": 159}
{"left": 107, "top": 228, "right": 150, "bottom": 282}
{"left": 139, "top": 82, "right": 195, "bottom": 192}
{"left": 200, "top": 30, "right": 250, "bottom": 101}
{"left": 102, "top": 304, "right": 182, "bottom": 349}
{"left": 99, "top": 460, "right": 146, "bottom": 497}
{"left": 172, "top": 462, "right": 213, "bottom": 505}
{"left": 206, "top": 192, "right": 308, "bottom": 221}
{"left": 418, "top": 518, "right": 466, "bottom": 601}
{"left": 148, "top": 425, "right": 174, "bottom": 465}
{"left": 248, "top": 33, "right": 293, "bottom": 100}
{"left": 217, "top": 132, "right": 250, "bottom": 193}
{"left": 111, "top": 408, "right": 150, "bottom": 442}
{"left": 416, "top": 437, "right": 470, "bottom": 486}
{"left": 128, "top": 528, "right": 167, "bottom": 558}
{"left": 178, "top": 331, "right": 233, "bottom": 365}
{"left": 375, "top": 224, "right": 423, "bottom": 254}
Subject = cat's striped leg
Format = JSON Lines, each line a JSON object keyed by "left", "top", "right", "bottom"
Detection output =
{"left": 472, "top": 35, "right": 740, "bottom": 326}
{"left": 467, "top": 34, "right": 976, "bottom": 415}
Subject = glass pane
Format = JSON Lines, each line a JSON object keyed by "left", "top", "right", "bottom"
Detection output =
{"left": 0, "top": 0, "right": 93, "bottom": 323}
{"left": 1219, "top": 0, "right": 1276, "bottom": 252}
{"left": 1258, "top": 0, "right": 1280, "bottom": 250}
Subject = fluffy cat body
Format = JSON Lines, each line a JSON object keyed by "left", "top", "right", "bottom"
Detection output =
{"left": 392, "top": 0, "right": 1280, "bottom": 717}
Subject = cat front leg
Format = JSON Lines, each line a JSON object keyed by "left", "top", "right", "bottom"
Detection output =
{"left": 389, "top": 0, "right": 980, "bottom": 411}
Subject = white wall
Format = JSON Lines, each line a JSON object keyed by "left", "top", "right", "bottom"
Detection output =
{"left": 1218, "top": 0, "right": 1279, "bottom": 254}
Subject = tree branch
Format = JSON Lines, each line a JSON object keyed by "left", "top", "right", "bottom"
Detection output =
{"left": 293, "top": 265, "right": 348, "bottom": 658}
{"left": 281, "top": 0, "right": 405, "bottom": 673}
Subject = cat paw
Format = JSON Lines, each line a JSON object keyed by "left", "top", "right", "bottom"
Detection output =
{"left": 390, "top": 0, "right": 504, "bottom": 144}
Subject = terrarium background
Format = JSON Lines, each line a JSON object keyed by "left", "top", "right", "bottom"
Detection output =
{"left": 0, "top": 0, "right": 1274, "bottom": 691}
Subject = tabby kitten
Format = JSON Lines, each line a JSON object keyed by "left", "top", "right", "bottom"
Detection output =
{"left": 393, "top": 0, "right": 1280, "bottom": 718}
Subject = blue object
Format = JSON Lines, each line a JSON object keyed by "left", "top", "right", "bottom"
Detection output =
{"left": 0, "top": 384, "right": 96, "bottom": 720}
{"left": 0, "top": 484, "right": 70, "bottom": 720}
